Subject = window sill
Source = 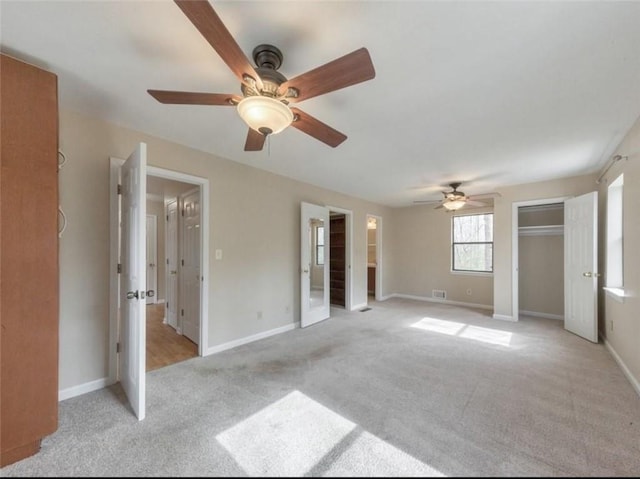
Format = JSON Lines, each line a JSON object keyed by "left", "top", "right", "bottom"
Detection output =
{"left": 603, "top": 287, "right": 625, "bottom": 303}
{"left": 451, "top": 270, "right": 493, "bottom": 278}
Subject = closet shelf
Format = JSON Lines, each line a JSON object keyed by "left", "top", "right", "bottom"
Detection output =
{"left": 518, "top": 225, "right": 563, "bottom": 236}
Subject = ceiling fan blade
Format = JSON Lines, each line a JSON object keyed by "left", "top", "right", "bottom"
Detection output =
{"left": 290, "top": 107, "right": 347, "bottom": 147}
{"left": 413, "top": 200, "right": 442, "bottom": 205}
{"left": 174, "top": 0, "right": 263, "bottom": 90}
{"left": 148, "top": 90, "right": 240, "bottom": 105}
{"left": 279, "top": 48, "right": 375, "bottom": 103}
{"left": 244, "top": 128, "right": 266, "bottom": 151}
{"left": 434, "top": 203, "right": 445, "bottom": 210}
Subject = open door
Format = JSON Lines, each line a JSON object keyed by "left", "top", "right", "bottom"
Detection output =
{"left": 564, "top": 191, "right": 598, "bottom": 343}
{"left": 180, "top": 188, "right": 201, "bottom": 344}
{"left": 120, "top": 143, "right": 147, "bottom": 420}
{"left": 301, "top": 202, "right": 330, "bottom": 327}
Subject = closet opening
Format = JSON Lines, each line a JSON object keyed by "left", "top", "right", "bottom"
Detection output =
{"left": 512, "top": 198, "right": 568, "bottom": 322}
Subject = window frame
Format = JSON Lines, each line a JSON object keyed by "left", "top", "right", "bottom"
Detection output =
{"left": 451, "top": 212, "right": 494, "bottom": 274}
{"left": 604, "top": 173, "right": 624, "bottom": 302}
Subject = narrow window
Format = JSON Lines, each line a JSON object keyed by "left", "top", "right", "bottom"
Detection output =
{"left": 606, "top": 174, "right": 623, "bottom": 288}
{"left": 452, "top": 213, "right": 494, "bottom": 273}
{"left": 316, "top": 225, "right": 325, "bottom": 265}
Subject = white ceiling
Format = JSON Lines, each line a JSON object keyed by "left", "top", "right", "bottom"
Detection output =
{"left": 2, "top": 1, "right": 640, "bottom": 207}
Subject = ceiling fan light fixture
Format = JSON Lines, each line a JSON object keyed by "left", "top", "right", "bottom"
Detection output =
{"left": 237, "top": 96, "right": 293, "bottom": 136}
{"left": 442, "top": 199, "right": 466, "bottom": 211}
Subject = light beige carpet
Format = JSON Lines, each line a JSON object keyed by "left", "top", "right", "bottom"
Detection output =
{"left": 3, "top": 298, "right": 639, "bottom": 476}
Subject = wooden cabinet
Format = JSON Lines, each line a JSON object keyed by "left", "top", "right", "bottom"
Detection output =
{"left": 1, "top": 54, "right": 59, "bottom": 467}
{"left": 329, "top": 215, "right": 346, "bottom": 307}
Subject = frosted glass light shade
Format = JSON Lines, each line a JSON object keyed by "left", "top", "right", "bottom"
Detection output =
{"left": 237, "top": 96, "right": 293, "bottom": 135}
{"left": 442, "top": 199, "right": 466, "bottom": 211}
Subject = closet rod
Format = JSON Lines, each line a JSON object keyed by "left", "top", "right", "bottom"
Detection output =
{"left": 596, "top": 154, "right": 627, "bottom": 184}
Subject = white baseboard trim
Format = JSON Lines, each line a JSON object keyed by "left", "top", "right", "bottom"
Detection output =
{"left": 603, "top": 336, "right": 640, "bottom": 398}
{"left": 390, "top": 293, "right": 493, "bottom": 311}
{"left": 519, "top": 310, "right": 563, "bottom": 320}
{"left": 351, "top": 302, "right": 368, "bottom": 311}
{"left": 205, "top": 322, "right": 298, "bottom": 356}
{"left": 378, "top": 294, "right": 394, "bottom": 301}
{"left": 493, "top": 314, "right": 516, "bottom": 322}
{"left": 59, "top": 376, "right": 113, "bottom": 402}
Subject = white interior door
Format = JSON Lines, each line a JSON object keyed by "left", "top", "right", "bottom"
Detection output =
{"left": 301, "top": 202, "right": 330, "bottom": 328}
{"left": 564, "top": 191, "right": 598, "bottom": 343}
{"left": 180, "top": 188, "right": 201, "bottom": 344}
{"left": 166, "top": 200, "right": 178, "bottom": 330}
{"left": 145, "top": 215, "right": 157, "bottom": 305}
{"left": 120, "top": 143, "right": 147, "bottom": 420}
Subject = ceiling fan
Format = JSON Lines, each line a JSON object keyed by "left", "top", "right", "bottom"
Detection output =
{"left": 148, "top": 0, "right": 376, "bottom": 152}
{"left": 414, "top": 182, "right": 501, "bottom": 211}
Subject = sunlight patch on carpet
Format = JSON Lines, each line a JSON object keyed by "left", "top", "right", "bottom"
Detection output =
{"left": 216, "top": 390, "right": 356, "bottom": 476}
{"left": 215, "top": 390, "right": 445, "bottom": 476}
{"left": 324, "top": 430, "right": 445, "bottom": 477}
{"left": 411, "top": 317, "right": 513, "bottom": 347}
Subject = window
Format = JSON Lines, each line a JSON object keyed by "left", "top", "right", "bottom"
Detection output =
{"left": 606, "top": 174, "right": 623, "bottom": 289}
{"left": 452, "top": 213, "right": 493, "bottom": 273}
{"left": 316, "top": 225, "right": 325, "bottom": 265}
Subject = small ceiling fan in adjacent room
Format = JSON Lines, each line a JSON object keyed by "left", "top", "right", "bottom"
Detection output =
{"left": 147, "top": 0, "right": 376, "bottom": 151}
{"left": 413, "top": 182, "right": 501, "bottom": 211}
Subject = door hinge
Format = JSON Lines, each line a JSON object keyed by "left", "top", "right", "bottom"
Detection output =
{"left": 166, "top": 302, "right": 168, "bottom": 309}
{"left": 117, "top": 263, "right": 122, "bottom": 274}
{"left": 166, "top": 258, "right": 169, "bottom": 265}
{"left": 166, "top": 214, "right": 169, "bottom": 221}
{"left": 181, "top": 259, "right": 184, "bottom": 266}
{"left": 116, "top": 342, "right": 121, "bottom": 353}
{"left": 181, "top": 208, "right": 185, "bottom": 217}
{"left": 117, "top": 184, "right": 122, "bottom": 195}
{"left": 181, "top": 309, "right": 184, "bottom": 316}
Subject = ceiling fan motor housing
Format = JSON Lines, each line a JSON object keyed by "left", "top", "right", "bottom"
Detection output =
{"left": 241, "top": 44, "right": 288, "bottom": 98}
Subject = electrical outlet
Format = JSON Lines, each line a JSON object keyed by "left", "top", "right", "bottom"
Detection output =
{"left": 466, "top": 289, "right": 472, "bottom": 296}
{"left": 285, "top": 305, "right": 290, "bottom": 314}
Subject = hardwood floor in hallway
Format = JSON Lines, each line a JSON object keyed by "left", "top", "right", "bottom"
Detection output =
{"left": 146, "top": 303, "right": 197, "bottom": 372}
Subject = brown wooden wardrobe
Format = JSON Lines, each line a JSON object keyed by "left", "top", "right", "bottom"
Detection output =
{"left": 1, "top": 53, "right": 60, "bottom": 467}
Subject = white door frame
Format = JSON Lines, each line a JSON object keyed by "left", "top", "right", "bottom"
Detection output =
{"left": 327, "top": 205, "right": 353, "bottom": 311}
{"left": 109, "top": 159, "right": 210, "bottom": 384}
{"left": 366, "top": 214, "right": 383, "bottom": 302}
{"left": 511, "top": 196, "right": 569, "bottom": 321}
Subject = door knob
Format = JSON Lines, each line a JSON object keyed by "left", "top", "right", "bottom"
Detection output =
{"left": 583, "top": 272, "right": 592, "bottom": 277}
{"left": 146, "top": 290, "right": 155, "bottom": 297}
{"left": 303, "top": 268, "right": 309, "bottom": 273}
{"left": 126, "top": 290, "right": 139, "bottom": 300}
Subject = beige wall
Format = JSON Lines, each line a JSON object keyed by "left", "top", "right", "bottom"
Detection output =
{"left": 58, "top": 109, "right": 391, "bottom": 391}
{"left": 387, "top": 205, "right": 494, "bottom": 306}
{"left": 597, "top": 114, "right": 640, "bottom": 391}
{"left": 518, "top": 234, "right": 564, "bottom": 316}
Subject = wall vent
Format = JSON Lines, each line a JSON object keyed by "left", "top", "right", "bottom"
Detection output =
{"left": 432, "top": 289, "right": 447, "bottom": 300}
